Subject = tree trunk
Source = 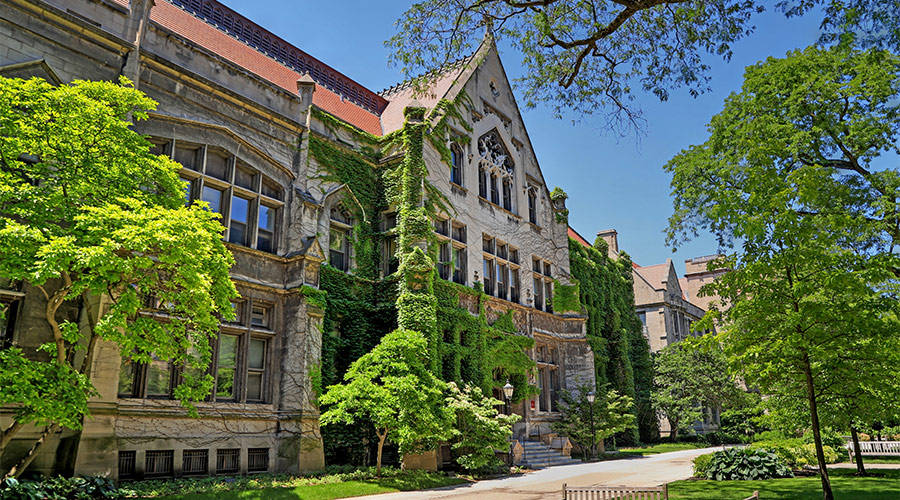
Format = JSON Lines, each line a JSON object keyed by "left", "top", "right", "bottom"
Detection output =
{"left": 850, "top": 426, "right": 866, "bottom": 476}
{"left": 3, "top": 425, "right": 56, "bottom": 480}
{"left": 0, "top": 420, "right": 23, "bottom": 455}
{"left": 669, "top": 419, "right": 679, "bottom": 442}
{"left": 802, "top": 354, "right": 834, "bottom": 500}
{"left": 376, "top": 429, "right": 387, "bottom": 477}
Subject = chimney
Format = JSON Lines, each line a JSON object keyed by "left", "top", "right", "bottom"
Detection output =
{"left": 597, "top": 229, "right": 619, "bottom": 257}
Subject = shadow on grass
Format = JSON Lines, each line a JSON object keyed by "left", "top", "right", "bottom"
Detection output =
{"left": 669, "top": 469, "right": 900, "bottom": 500}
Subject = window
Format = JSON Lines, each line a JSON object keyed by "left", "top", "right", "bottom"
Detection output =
{"left": 183, "top": 449, "right": 209, "bottom": 476}
{"left": 452, "top": 223, "right": 467, "bottom": 243}
{"left": 250, "top": 304, "right": 270, "bottom": 329}
{"left": 438, "top": 242, "right": 451, "bottom": 280}
{"left": 382, "top": 235, "right": 398, "bottom": 276}
{"left": 434, "top": 218, "right": 449, "bottom": 237}
{"left": 248, "top": 448, "right": 269, "bottom": 473}
{"left": 257, "top": 205, "right": 276, "bottom": 253}
{"left": 528, "top": 188, "right": 537, "bottom": 224}
{"left": 145, "top": 355, "right": 172, "bottom": 398}
{"left": 0, "top": 296, "right": 19, "bottom": 349}
{"left": 163, "top": 138, "right": 284, "bottom": 253}
{"left": 329, "top": 227, "right": 349, "bottom": 271}
{"left": 246, "top": 337, "right": 267, "bottom": 401}
{"left": 481, "top": 235, "right": 519, "bottom": 303}
{"left": 174, "top": 144, "right": 200, "bottom": 170}
{"left": 452, "top": 247, "right": 466, "bottom": 285}
{"left": 205, "top": 150, "right": 231, "bottom": 181}
{"left": 145, "top": 450, "right": 174, "bottom": 477}
{"left": 118, "top": 451, "right": 136, "bottom": 479}
{"left": 228, "top": 195, "right": 251, "bottom": 245}
{"left": 502, "top": 178, "right": 512, "bottom": 211}
{"left": 478, "top": 166, "right": 487, "bottom": 198}
{"left": 118, "top": 358, "right": 136, "bottom": 397}
{"left": 216, "top": 449, "right": 240, "bottom": 475}
{"left": 483, "top": 258, "right": 495, "bottom": 296}
{"left": 201, "top": 185, "right": 224, "bottom": 214}
{"left": 490, "top": 174, "right": 499, "bottom": 204}
{"left": 234, "top": 163, "right": 257, "bottom": 190}
{"left": 216, "top": 334, "right": 239, "bottom": 400}
{"left": 532, "top": 257, "right": 554, "bottom": 312}
{"left": 450, "top": 144, "right": 463, "bottom": 186}
{"left": 180, "top": 176, "right": 194, "bottom": 204}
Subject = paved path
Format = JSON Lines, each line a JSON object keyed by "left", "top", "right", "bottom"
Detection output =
{"left": 359, "top": 447, "right": 722, "bottom": 500}
{"left": 829, "top": 462, "right": 900, "bottom": 470}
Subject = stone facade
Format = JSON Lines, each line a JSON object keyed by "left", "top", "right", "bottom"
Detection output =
{"left": 0, "top": 0, "right": 594, "bottom": 478}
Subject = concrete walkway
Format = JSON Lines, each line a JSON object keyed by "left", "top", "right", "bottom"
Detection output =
{"left": 358, "top": 447, "right": 722, "bottom": 500}
{"left": 829, "top": 462, "right": 900, "bottom": 470}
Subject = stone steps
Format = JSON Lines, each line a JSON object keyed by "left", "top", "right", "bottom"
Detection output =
{"left": 518, "top": 440, "right": 581, "bottom": 468}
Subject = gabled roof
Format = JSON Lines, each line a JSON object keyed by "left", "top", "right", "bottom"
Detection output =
{"left": 633, "top": 262, "right": 671, "bottom": 292}
{"left": 145, "top": 0, "right": 384, "bottom": 135}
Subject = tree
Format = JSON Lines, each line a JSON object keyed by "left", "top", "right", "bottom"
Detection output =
{"left": 0, "top": 77, "right": 237, "bottom": 478}
{"left": 665, "top": 45, "right": 900, "bottom": 499}
{"left": 445, "top": 382, "right": 520, "bottom": 473}
{"left": 318, "top": 329, "right": 454, "bottom": 476}
{"left": 388, "top": 0, "right": 900, "bottom": 132}
{"left": 551, "top": 384, "right": 635, "bottom": 459}
{"left": 651, "top": 337, "right": 739, "bottom": 441}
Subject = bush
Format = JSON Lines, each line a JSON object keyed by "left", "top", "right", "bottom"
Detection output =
{"left": 703, "top": 447, "right": 793, "bottom": 480}
{"left": 803, "top": 428, "right": 848, "bottom": 461}
{"left": 1, "top": 476, "right": 120, "bottom": 500}
{"left": 792, "top": 444, "right": 839, "bottom": 467}
{"left": 750, "top": 440, "right": 840, "bottom": 469}
{"left": 692, "top": 453, "right": 715, "bottom": 478}
{"left": 701, "top": 430, "right": 749, "bottom": 446}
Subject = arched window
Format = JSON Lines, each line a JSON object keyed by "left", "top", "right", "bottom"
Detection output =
{"left": 450, "top": 144, "right": 463, "bottom": 186}
{"left": 329, "top": 204, "right": 352, "bottom": 272}
{"left": 477, "top": 130, "right": 515, "bottom": 212}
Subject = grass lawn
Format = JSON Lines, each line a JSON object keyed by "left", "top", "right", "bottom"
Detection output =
{"left": 124, "top": 468, "right": 466, "bottom": 499}
{"left": 861, "top": 456, "right": 900, "bottom": 464}
{"left": 668, "top": 468, "right": 900, "bottom": 499}
{"left": 155, "top": 477, "right": 466, "bottom": 500}
{"left": 617, "top": 442, "right": 707, "bottom": 455}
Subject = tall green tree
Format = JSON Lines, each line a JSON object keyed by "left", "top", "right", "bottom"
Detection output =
{"left": 319, "top": 329, "right": 454, "bottom": 476}
{"left": 0, "top": 77, "right": 237, "bottom": 478}
{"left": 651, "top": 337, "right": 739, "bottom": 441}
{"left": 388, "top": 0, "right": 900, "bottom": 131}
{"left": 665, "top": 45, "right": 900, "bottom": 500}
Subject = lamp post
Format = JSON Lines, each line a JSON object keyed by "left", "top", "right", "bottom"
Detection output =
{"left": 503, "top": 380, "right": 515, "bottom": 467}
{"left": 586, "top": 391, "right": 596, "bottom": 461}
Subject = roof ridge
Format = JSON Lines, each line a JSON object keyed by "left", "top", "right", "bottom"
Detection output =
{"left": 378, "top": 54, "right": 472, "bottom": 97}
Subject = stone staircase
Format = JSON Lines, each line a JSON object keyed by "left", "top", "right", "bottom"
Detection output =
{"left": 519, "top": 440, "right": 581, "bottom": 468}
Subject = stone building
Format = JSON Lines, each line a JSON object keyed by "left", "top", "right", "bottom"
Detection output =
{"left": 0, "top": 0, "right": 593, "bottom": 479}
{"left": 680, "top": 255, "right": 729, "bottom": 313}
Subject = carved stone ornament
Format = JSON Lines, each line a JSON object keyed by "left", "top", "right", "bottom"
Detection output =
{"left": 478, "top": 130, "right": 514, "bottom": 179}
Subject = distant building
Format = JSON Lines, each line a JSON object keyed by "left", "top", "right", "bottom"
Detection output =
{"left": 680, "top": 255, "right": 730, "bottom": 313}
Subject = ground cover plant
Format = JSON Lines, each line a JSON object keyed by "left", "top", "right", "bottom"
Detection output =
{"left": 670, "top": 468, "right": 900, "bottom": 500}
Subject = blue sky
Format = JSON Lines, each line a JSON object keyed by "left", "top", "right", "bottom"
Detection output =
{"left": 224, "top": 0, "right": 824, "bottom": 271}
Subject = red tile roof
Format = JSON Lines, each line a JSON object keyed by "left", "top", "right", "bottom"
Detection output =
{"left": 148, "top": 0, "right": 383, "bottom": 135}
{"left": 568, "top": 226, "right": 591, "bottom": 248}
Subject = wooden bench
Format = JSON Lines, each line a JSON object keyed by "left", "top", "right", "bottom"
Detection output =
{"left": 847, "top": 441, "right": 900, "bottom": 458}
{"left": 744, "top": 491, "right": 760, "bottom": 500}
{"left": 562, "top": 483, "right": 667, "bottom": 499}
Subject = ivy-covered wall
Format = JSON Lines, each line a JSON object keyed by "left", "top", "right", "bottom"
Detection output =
{"left": 309, "top": 103, "right": 539, "bottom": 465}
{"left": 568, "top": 236, "right": 657, "bottom": 444}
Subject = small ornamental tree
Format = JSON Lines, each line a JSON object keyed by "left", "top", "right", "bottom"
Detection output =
{"left": 551, "top": 385, "right": 636, "bottom": 459}
{"left": 318, "top": 329, "right": 454, "bottom": 476}
{"left": 446, "top": 382, "right": 520, "bottom": 473}
{"left": 651, "top": 337, "right": 739, "bottom": 441}
{"left": 0, "top": 77, "right": 237, "bottom": 478}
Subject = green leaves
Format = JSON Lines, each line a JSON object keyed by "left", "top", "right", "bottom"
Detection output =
{"left": 0, "top": 76, "right": 237, "bottom": 428}
{"left": 551, "top": 384, "right": 636, "bottom": 457}
{"left": 445, "top": 382, "right": 519, "bottom": 473}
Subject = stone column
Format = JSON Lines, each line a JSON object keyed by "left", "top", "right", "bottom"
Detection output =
{"left": 120, "top": 0, "right": 155, "bottom": 87}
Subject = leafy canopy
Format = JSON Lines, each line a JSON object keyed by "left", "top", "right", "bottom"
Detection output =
{"left": 318, "top": 329, "right": 454, "bottom": 459}
{"left": 551, "top": 384, "right": 636, "bottom": 457}
{"left": 388, "top": 0, "right": 900, "bottom": 132}
{"left": 0, "top": 76, "right": 237, "bottom": 428}
{"left": 445, "top": 382, "right": 520, "bottom": 473}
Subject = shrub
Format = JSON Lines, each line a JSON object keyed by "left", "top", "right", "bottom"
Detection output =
{"left": 792, "top": 444, "right": 838, "bottom": 467}
{"left": 1, "top": 476, "right": 120, "bottom": 500}
{"left": 704, "top": 447, "right": 793, "bottom": 480}
{"left": 692, "top": 453, "right": 715, "bottom": 478}
{"left": 803, "top": 428, "right": 848, "bottom": 461}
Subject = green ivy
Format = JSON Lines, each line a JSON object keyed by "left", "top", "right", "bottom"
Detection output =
{"left": 568, "top": 236, "right": 656, "bottom": 444}
{"left": 552, "top": 281, "right": 582, "bottom": 314}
